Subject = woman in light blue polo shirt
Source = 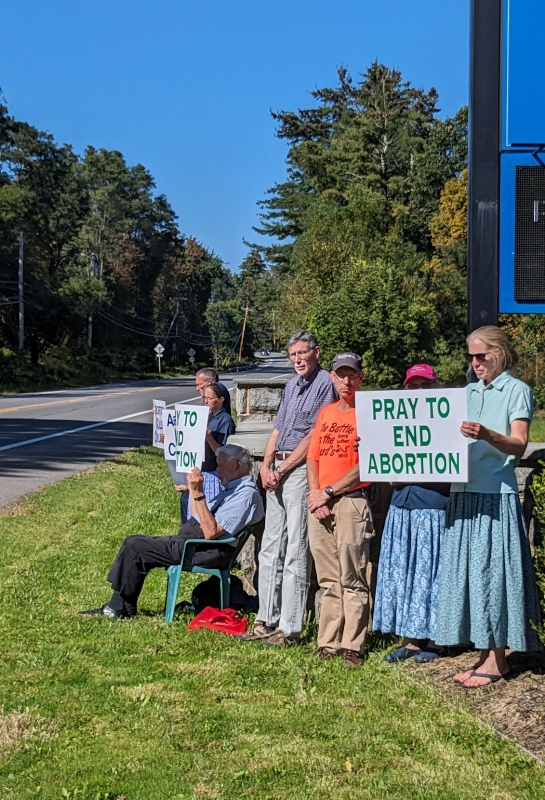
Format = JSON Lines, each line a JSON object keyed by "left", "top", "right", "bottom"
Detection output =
{"left": 436, "top": 326, "right": 542, "bottom": 688}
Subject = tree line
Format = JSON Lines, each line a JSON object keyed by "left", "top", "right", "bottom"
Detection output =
{"left": 252, "top": 61, "right": 545, "bottom": 393}
{"left": 0, "top": 95, "right": 273, "bottom": 385}
{"left": 2, "top": 62, "right": 545, "bottom": 392}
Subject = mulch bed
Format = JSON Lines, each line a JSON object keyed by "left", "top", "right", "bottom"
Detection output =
{"left": 405, "top": 649, "right": 545, "bottom": 760}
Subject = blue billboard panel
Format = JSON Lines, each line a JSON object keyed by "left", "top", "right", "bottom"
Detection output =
{"left": 500, "top": 153, "right": 545, "bottom": 312}
{"left": 500, "top": 0, "right": 545, "bottom": 312}
{"left": 502, "top": 0, "right": 545, "bottom": 150}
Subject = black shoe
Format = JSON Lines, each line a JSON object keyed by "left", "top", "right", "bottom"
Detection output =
{"left": 79, "top": 604, "right": 134, "bottom": 620}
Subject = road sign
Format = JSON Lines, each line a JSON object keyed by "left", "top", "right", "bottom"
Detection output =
{"left": 154, "top": 343, "right": 165, "bottom": 355}
{"left": 187, "top": 348, "right": 196, "bottom": 357}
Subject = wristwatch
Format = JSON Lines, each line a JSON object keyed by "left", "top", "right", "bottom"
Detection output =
{"left": 324, "top": 486, "right": 335, "bottom": 498}
{"left": 275, "top": 465, "right": 283, "bottom": 476}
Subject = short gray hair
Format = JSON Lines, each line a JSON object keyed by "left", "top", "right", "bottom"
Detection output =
{"left": 216, "top": 444, "right": 252, "bottom": 471}
{"left": 196, "top": 367, "right": 219, "bottom": 382}
{"left": 287, "top": 330, "right": 318, "bottom": 350}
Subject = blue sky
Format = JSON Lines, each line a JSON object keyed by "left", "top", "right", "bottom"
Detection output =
{"left": 0, "top": 0, "right": 470, "bottom": 272}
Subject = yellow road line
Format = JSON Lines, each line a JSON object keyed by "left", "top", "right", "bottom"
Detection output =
{"left": 0, "top": 385, "right": 171, "bottom": 414}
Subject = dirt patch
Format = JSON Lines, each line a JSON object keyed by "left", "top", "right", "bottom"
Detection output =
{"left": 0, "top": 708, "right": 51, "bottom": 759}
{"left": 0, "top": 500, "right": 40, "bottom": 518}
{"left": 405, "top": 649, "right": 545, "bottom": 760}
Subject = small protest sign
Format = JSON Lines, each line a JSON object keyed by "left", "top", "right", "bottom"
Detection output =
{"left": 355, "top": 388, "right": 468, "bottom": 482}
{"left": 174, "top": 403, "right": 208, "bottom": 473}
{"left": 163, "top": 409, "right": 177, "bottom": 461}
{"left": 152, "top": 399, "right": 166, "bottom": 449}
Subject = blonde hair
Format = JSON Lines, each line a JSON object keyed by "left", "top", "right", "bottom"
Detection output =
{"left": 467, "top": 326, "right": 518, "bottom": 373}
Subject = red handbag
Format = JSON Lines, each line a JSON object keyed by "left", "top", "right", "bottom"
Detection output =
{"left": 187, "top": 606, "right": 248, "bottom": 636}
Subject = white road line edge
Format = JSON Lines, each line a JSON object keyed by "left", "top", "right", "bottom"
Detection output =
{"left": 0, "top": 395, "right": 201, "bottom": 453}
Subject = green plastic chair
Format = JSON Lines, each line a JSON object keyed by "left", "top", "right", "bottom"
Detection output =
{"left": 164, "top": 525, "right": 253, "bottom": 623}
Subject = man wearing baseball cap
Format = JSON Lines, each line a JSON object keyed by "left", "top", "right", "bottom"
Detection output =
{"left": 305, "top": 352, "right": 374, "bottom": 666}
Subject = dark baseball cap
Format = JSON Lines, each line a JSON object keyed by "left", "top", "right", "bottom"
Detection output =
{"left": 332, "top": 352, "right": 362, "bottom": 372}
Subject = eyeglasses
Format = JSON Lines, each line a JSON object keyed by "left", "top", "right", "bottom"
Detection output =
{"left": 464, "top": 352, "right": 491, "bottom": 364}
{"left": 334, "top": 373, "right": 361, "bottom": 383}
{"left": 288, "top": 348, "right": 315, "bottom": 361}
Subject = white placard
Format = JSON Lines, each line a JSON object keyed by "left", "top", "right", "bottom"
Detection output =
{"left": 152, "top": 399, "right": 166, "bottom": 449}
{"left": 174, "top": 403, "right": 209, "bottom": 473}
{"left": 355, "top": 388, "right": 468, "bottom": 483}
{"left": 163, "top": 408, "right": 177, "bottom": 461}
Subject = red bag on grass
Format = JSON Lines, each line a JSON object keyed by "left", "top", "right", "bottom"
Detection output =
{"left": 187, "top": 606, "right": 248, "bottom": 636}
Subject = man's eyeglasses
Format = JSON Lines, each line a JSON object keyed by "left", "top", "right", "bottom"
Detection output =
{"left": 464, "top": 352, "right": 490, "bottom": 364}
{"left": 288, "top": 348, "right": 315, "bottom": 361}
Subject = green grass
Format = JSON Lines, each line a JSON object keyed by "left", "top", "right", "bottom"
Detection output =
{"left": 530, "top": 414, "right": 545, "bottom": 442}
{"left": 1, "top": 449, "right": 544, "bottom": 799}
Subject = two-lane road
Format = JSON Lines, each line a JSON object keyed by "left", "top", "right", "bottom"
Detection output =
{"left": 0, "top": 357, "right": 291, "bottom": 507}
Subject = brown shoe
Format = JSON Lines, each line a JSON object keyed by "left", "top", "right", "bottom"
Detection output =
{"left": 342, "top": 649, "right": 365, "bottom": 667}
{"left": 315, "top": 647, "right": 338, "bottom": 660}
{"left": 262, "top": 629, "right": 297, "bottom": 648}
{"left": 235, "top": 622, "right": 276, "bottom": 642}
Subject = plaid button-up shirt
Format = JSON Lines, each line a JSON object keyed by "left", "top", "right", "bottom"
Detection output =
{"left": 274, "top": 365, "right": 337, "bottom": 451}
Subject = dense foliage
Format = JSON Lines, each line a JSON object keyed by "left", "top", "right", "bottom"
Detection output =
{"left": 0, "top": 95, "right": 271, "bottom": 385}
{"left": 252, "top": 62, "right": 470, "bottom": 383}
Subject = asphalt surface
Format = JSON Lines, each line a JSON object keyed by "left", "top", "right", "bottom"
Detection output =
{"left": 0, "top": 356, "right": 292, "bottom": 508}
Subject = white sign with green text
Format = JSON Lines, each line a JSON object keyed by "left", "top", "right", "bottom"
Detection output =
{"left": 355, "top": 388, "right": 468, "bottom": 482}
{"left": 174, "top": 403, "right": 209, "bottom": 473}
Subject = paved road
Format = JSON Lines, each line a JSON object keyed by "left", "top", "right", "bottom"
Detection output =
{"left": 0, "top": 356, "right": 292, "bottom": 507}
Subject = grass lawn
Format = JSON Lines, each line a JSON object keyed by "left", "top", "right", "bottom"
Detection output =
{"left": 1, "top": 450, "right": 544, "bottom": 799}
{"left": 530, "top": 413, "right": 545, "bottom": 442}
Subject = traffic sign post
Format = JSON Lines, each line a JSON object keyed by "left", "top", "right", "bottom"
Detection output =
{"left": 187, "top": 348, "right": 196, "bottom": 371}
{"left": 154, "top": 342, "right": 165, "bottom": 373}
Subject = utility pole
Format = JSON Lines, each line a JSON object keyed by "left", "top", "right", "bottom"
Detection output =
{"left": 18, "top": 231, "right": 24, "bottom": 351}
{"left": 238, "top": 305, "right": 249, "bottom": 362}
{"left": 271, "top": 309, "right": 277, "bottom": 349}
{"left": 88, "top": 253, "right": 98, "bottom": 347}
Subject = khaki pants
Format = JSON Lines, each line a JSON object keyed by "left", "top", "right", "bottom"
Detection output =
{"left": 308, "top": 495, "right": 374, "bottom": 654}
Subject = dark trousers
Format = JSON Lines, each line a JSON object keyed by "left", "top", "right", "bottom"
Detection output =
{"left": 106, "top": 518, "right": 232, "bottom": 614}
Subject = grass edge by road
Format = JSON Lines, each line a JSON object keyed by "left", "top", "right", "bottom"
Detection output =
{"left": 0, "top": 447, "right": 544, "bottom": 799}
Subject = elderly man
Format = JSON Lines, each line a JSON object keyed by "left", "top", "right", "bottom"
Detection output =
{"left": 195, "top": 367, "right": 231, "bottom": 415}
{"left": 240, "top": 331, "right": 337, "bottom": 647}
{"left": 306, "top": 353, "right": 374, "bottom": 666}
{"left": 81, "top": 445, "right": 263, "bottom": 619}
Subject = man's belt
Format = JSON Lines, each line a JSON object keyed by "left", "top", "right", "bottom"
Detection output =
{"left": 275, "top": 451, "right": 292, "bottom": 461}
{"left": 340, "top": 488, "right": 366, "bottom": 499}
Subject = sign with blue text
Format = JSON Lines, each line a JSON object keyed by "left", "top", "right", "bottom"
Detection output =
{"left": 163, "top": 408, "right": 177, "bottom": 461}
{"left": 174, "top": 403, "right": 208, "bottom": 473}
{"left": 152, "top": 399, "right": 166, "bottom": 449}
{"left": 356, "top": 389, "right": 468, "bottom": 483}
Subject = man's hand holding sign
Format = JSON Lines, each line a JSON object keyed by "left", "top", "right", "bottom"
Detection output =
{"left": 355, "top": 388, "right": 468, "bottom": 483}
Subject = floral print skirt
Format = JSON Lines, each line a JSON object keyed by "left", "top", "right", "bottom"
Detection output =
{"left": 373, "top": 506, "right": 444, "bottom": 640}
{"left": 436, "top": 492, "right": 542, "bottom": 652}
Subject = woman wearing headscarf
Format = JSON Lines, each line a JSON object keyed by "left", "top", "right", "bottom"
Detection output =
{"left": 436, "top": 326, "right": 542, "bottom": 687}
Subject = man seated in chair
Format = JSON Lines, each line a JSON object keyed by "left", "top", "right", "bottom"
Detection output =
{"left": 81, "top": 444, "right": 264, "bottom": 619}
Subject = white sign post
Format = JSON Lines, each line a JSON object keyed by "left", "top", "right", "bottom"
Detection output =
{"left": 174, "top": 403, "right": 208, "bottom": 473}
{"left": 356, "top": 388, "right": 468, "bottom": 483}
{"left": 154, "top": 342, "right": 165, "bottom": 373}
{"left": 152, "top": 399, "right": 166, "bottom": 449}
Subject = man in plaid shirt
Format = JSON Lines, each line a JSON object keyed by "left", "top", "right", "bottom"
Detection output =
{"left": 239, "top": 331, "right": 337, "bottom": 647}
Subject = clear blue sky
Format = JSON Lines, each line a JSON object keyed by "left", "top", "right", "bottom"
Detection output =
{"left": 0, "top": 0, "right": 469, "bottom": 272}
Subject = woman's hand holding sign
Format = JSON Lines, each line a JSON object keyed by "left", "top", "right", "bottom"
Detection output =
{"left": 460, "top": 421, "right": 488, "bottom": 441}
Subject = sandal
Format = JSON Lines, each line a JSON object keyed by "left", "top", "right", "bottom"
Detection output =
{"left": 413, "top": 646, "right": 445, "bottom": 663}
{"left": 461, "top": 670, "right": 511, "bottom": 688}
{"left": 384, "top": 646, "right": 421, "bottom": 663}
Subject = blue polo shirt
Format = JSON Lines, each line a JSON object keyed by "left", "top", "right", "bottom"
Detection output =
{"left": 202, "top": 408, "right": 236, "bottom": 472}
{"left": 451, "top": 371, "right": 534, "bottom": 495}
